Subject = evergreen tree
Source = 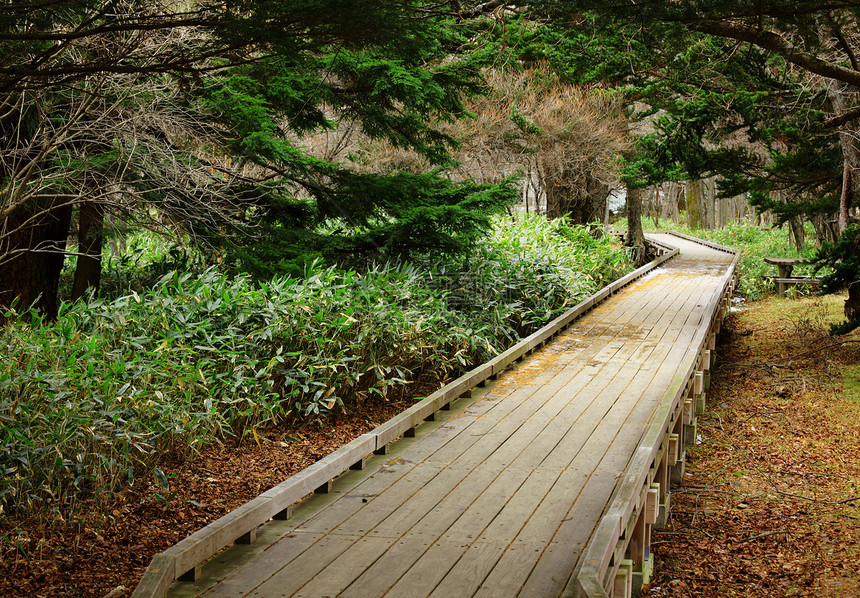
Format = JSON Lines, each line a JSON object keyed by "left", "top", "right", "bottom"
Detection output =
{"left": 0, "top": 1, "right": 515, "bottom": 317}
{"left": 512, "top": 2, "right": 860, "bottom": 271}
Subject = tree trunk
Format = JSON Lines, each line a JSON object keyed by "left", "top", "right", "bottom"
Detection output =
{"left": 839, "top": 159, "right": 852, "bottom": 234}
{"left": 544, "top": 168, "right": 607, "bottom": 224}
{"left": 789, "top": 216, "right": 806, "bottom": 252}
{"left": 827, "top": 78, "right": 860, "bottom": 238}
{"left": 702, "top": 177, "right": 716, "bottom": 229}
{"left": 0, "top": 200, "right": 73, "bottom": 320}
{"left": 685, "top": 179, "right": 703, "bottom": 229}
{"left": 660, "top": 182, "right": 682, "bottom": 223}
{"left": 626, "top": 186, "right": 649, "bottom": 266}
{"left": 71, "top": 201, "right": 104, "bottom": 302}
{"left": 544, "top": 179, "right": 565, "bottom": 220}
{"left": 651, "top": 186, "right": 660, "bottom": 228}
{"left": 584, "top": 175, "right": 609, "bottom": 224}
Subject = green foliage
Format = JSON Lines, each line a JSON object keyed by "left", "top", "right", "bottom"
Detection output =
{"left": 1, "top": 0, "right": 512, "bottom": 318}
{"left": 227, "top": 172, "right": 519, "bottom": 279}
{"left": 510, "top": 104, "right": 542, "bottom": 135}
{"left": 197, "top": 31, "right": 518, "bottom": 277}
{"left": 0, "top": 216, "right": 630, "bottom": 514}
{"left": 809, "top": 224, "right": 860, "bottom": 334}
{"left": 434, "top": 215, "right": 632, "bottom": 341}
{"left": 511, "top": 3, "right": 852, "bottom": 231}
{"left": 810, "top": 224, "right": 860, "bottom": 293}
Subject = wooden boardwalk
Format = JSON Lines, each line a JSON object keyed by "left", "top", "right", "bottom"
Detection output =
{"left": 160, "top": 234, "right": 736, "bottom": 598}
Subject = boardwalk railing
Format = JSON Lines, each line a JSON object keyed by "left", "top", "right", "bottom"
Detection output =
{"left": 570, "top": 232, "right": 740, "bottom": 598}
{"left": 133, "top": 238, "right": 681, "bottom": 597}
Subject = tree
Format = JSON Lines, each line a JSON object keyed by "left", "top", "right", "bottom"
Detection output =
{"left": 479, "top": 1, "right": 860, "bottom": 278}
{"left": 812, "top": 224, "right": 860, "bottom": 333}
{"left": 1, "top": 0, "right": 516, "bottom": 317}
{"left": 370, "top": 65, "right": 631, "bottom": 224}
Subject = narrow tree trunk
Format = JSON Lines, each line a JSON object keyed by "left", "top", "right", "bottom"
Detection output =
{"left": 71, "top": 201, "right": 104, "bottom": 302}
{"left": 652, "top": 186, "right": 660, "bottom": 228}
{"left": 839, "top": 159, "right": 852, "bottom": 234}
{"left": 702, "top": 178, "right": 716, "bottom": 229}
{"left": 827, "top": 77, "right": 860, "bottom": 238}
{"left": 685, "top": 179, "right": 703, "bottom": 229}
{"left": 789, "top": 216, "right": 806, "bottom": 252}
{"left": 626, "top": 186, "right": 649, "bottom": 266}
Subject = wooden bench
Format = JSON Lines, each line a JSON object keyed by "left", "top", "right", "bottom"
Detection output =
{"left": 773, "top": 277, "right": 820, "bottom": 297}
{"left": 763, "top": 256, "right": 799, "bottom": 277}
{"left": 763, "top": 257, "right": 819, "bottom": 296}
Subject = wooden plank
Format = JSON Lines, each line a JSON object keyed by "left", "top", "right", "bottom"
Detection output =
{"left": 293, "top": 536, "right": 398, "bottom": 597}
{"left": 132, "top": 553, "right": 174, "bottom": 598}
{"left": 239, "top": 534, "right": 364, "bottom": 597}
{"left": 199, "top": 531, "right": 328, "bottom": 597}
{"left": 262, "top": 433, "right": 376, "bottom": 516}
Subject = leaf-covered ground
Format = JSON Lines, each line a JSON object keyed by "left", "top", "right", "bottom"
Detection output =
{"left": 647, "top": 293, "right": 860, "bottom": 598}
{"left": 0, "top": 386, "right": 428, "bottom": 598}
{"left": 1, "top": 295, "right": 858, "bottom": 598}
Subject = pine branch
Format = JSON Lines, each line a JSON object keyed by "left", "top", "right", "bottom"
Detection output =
{"left": 684, "top": 19, "right": 860, "bottom": 88}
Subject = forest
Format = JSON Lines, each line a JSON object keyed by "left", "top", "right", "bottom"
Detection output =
{"left": 1, "top": 1, "right": 860, "bottom": 596}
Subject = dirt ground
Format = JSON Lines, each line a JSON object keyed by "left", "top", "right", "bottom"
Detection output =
{"left": 646, "top": 293, "right": 860, "bottom": 598}
{"left": 1, "top": 294, "right": 858, "bottom": 598}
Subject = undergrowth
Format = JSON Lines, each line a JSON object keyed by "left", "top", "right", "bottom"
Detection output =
{"left": 0, "top": 214, "right": 630, "bottom": 515}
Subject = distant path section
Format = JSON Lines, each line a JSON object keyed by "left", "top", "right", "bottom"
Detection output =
{"left": 167, "top": 233, "right": 736, "bottom": 598}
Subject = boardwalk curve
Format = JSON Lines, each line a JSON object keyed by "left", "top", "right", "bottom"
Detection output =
{"left": 137, "top": 233, "right": 738, "bottom": 598}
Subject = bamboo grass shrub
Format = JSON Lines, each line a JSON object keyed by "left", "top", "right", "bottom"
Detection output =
{"left": 0, "top": 216, "right": 630, "bottom": 514}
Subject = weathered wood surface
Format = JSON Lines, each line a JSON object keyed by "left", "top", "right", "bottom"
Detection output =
{"left": 167, "top": 234, "right": 735, "bottom": 598}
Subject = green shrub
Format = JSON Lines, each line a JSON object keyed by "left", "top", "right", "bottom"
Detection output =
{"left": 0, "top": 215, "right": 631, "bottom": 514}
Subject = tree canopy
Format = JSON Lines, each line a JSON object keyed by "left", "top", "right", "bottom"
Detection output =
{"left": 4, "top": 0, "right": 860, "bottom": 321}
{"left": 0, "top": 0, "right": 516, "bottom": 317}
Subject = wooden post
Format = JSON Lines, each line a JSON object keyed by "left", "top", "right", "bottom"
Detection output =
{"left": 694, "top": 371, "right": 705, "bottom": 415}
{"left": 668, "top": 433, "right": 680, "bottom": 466}
{"left": 178, "top": 565, "right": 201, "bottom": 582}
{"left": 630, "top": 510, "right": 653, "bottom": 596}
{"left": 671, "top": 418, "right": 686, "bottom": 484}
{"left": 627, "top": 510, "right": 646, "bottom": 568}
{"left": 614, "top": 560, "right": 634, "bottom": 598}
{"left": 656, "top": 453, "right": 669, "bottom": 527}
{"left": 235, "top": 529, "right": 257, "bottom": 545}
{"left": 645, "top": 485, "right": 660, "bottom": 525}
{"left": 273, "top": 504, "right": 295, "bottom": 521}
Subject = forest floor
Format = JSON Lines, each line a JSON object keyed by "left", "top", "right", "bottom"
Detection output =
{"left": 646, "top": 292, "right": 860, "bottom": 598}
{"left": 1, "top": 293, "right": 858, "bottom": 598}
